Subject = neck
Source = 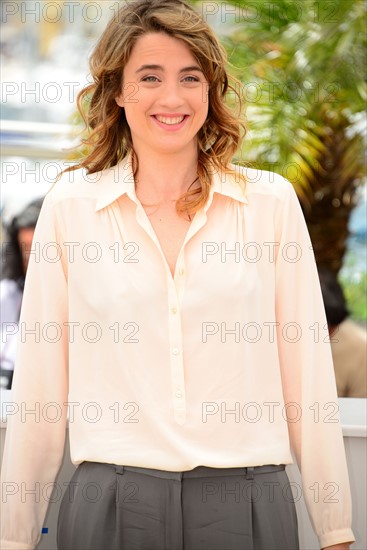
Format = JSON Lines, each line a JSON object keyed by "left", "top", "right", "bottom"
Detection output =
{"left": 132, "top": 145, "right": 199, "bottom": 201}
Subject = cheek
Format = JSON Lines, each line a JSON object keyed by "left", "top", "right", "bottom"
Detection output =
{"left": 198, "top": 83, "right": 209, "bottom": 107}
{"left": 124, "top": 109, "right": 141, "bottom": 136}
{"left": 123, "top": 98, "right": 145, "bottom": 127}
{"left": 122, "top": 81, "right": 141, "bottom": 105}
{"left": 125, "top": 89, "right": 151, "bottom": 115}
{"left": 196, "top": 97, "right": 209, "bottom": 122}
{"left": 195, "top": 89, "right": 209, "bottom": 116}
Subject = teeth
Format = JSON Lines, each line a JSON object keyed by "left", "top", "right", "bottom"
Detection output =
{"left": 155, "top": 115, "right": 185, "bottom": 125}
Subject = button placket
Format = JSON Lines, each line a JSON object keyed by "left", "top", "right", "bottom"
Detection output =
{"left": 167, "top": 280, "right": 186, "bottom": 425}
{"left": 168, "top": 227, "right": 209, "bottom": 424}
{"left": 132, "top": 206, "right": 211, "bottom": 427}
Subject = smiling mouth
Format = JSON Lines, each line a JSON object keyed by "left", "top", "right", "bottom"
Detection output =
{"left": 153, "top": 115, "right": 187, "bottom": 125}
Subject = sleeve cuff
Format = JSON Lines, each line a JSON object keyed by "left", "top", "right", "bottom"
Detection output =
{"left": 0, "top": 540, "right": 35, "bottom": 550}
{"left": 318, "top": 528, "right": 356, "bottom": 548}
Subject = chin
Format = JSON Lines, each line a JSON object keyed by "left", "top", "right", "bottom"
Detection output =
{"left": 156, "top": 138, "right": 198, "bottom": 155}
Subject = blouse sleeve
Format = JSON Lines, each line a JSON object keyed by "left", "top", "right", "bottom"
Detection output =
{"left": 273, "top": 176, "right": 355, "bottom": 548}
{"left": 0, "top": 191, "right": 69, "bottom": 549}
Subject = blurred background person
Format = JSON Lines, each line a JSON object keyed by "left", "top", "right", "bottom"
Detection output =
{"left": 318, "top": 266, "right": 367, "bottom": 398}
{"left": 0, "top": 197, "right": 44, "bottom": 389}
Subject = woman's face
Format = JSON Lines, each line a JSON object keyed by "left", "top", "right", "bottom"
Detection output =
{"left": 116, "top": 32, "right": 209, "bottom": 157}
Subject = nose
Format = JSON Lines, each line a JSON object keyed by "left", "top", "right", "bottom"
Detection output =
{"left": 158, "top": 80, "right": 185, "bottom": 109}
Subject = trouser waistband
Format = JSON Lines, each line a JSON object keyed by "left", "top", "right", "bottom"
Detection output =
{"left": 87, "top": 462, "right": 286, "bottom": 481}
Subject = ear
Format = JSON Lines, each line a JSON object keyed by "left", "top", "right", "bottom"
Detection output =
{"left": 115, "top": 94, "right": 124, "bottom": 108}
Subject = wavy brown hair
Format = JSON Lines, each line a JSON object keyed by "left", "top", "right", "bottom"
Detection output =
{"left": 60, "top": 0, "right": 246, "bottom": 218}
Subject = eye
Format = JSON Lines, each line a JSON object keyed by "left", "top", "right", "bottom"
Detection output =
{"left": 141, "top": 75, "right": 160, "bottom": 82}
{"left": 183, "top": 75, "right": 200, "bottom": 82}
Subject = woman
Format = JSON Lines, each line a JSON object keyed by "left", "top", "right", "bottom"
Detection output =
{"left": 0, "top": 1, "right": 355, "bottom": 549}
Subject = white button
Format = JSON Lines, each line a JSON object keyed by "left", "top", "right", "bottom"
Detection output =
{"left": 171, "top": 307, "right": 177, "bottom": 314}
{"left": 175, "top": 390, "right": 182, "bottom": 398}
{"left": 179, "top": 267, "right": 184, "bottom": 276}
{"left": 172, "top": 348, "right": 179, "bottom": 355}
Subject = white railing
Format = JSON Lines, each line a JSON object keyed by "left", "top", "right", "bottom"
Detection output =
{"left": 1, "top": 120, "right": 78, "bottom": 159}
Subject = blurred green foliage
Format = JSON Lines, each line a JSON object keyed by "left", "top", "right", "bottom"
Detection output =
{"left": 341, "top": 274, "right": 367, "bottom": 323}
{"left": 340, "top": 252, "right": 367, "bottom": 322}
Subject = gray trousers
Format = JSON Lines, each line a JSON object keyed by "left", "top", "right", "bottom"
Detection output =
{"left": 57, "top": 462, "right": 299, "bottom": 550}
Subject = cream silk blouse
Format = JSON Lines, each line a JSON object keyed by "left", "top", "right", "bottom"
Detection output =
{"left": 0, "top": 153, "right": 355, "bottom": 548}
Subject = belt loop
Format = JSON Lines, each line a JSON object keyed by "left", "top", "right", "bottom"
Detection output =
{"left": 116, "top": 465, "right": 125, "bottom": 475}
{"left": 245, "top": 467, "right": 254, "bottom": 481}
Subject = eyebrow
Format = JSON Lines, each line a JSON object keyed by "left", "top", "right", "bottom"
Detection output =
{"left": 135, "top": 64, "right": 203, "bottom": 74}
